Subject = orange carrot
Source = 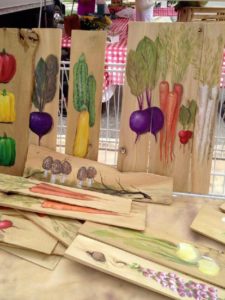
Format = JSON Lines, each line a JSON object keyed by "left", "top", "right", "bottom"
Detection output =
{"left": 42, "top": 200, "right": 117, "bottom": 215}
{"left": 159, "top": 81, "right": 169, "bottom": 161}
{"left": 165, "top": 91, "right": 178, "bottom": 162}
{"left": 30, "top": 183, "right": 99, "bottom": 201}
{"left": 170, "top": 83, "right": 183, "bottom": 161}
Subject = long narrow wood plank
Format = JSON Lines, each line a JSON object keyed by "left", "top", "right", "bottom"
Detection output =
{"left": 0, "top": 245, "right": 61, "bottom": 270}
{"left": 220, "top": 202, "right": 225, "bottom": 213}
{"left": 0, "top": 209, "right": 57, "bottom": 254}
{"left": 65, "top": 30, "right": 106, "bottom": 160}
{"left": 29, "top": 29, "right": 61, "bottom": 150}
{"left": 79, "top": 221, "right": 225, "bottom": 288}
{"left": 0, "top": 193, "right": 146, "bottom": 231}
{"left": 20, "top": 211, "right": 81, "bottom": 247}
{"left": 191, "top": 205, "right": 225, "bottom": 245}
{"left": 65, "top": 235, "right": 225, "bottom": 300}
{"left": 117, "top": 22, "right": 225, "bottom": 194}
{"left": 0, "top": 173, "right": 132, "bottom": 214}
{"left": 23, "top": 144, "right": 173, "bottom": 205}
{"left": 0, "top": 28, "right": 39, "bottom": 176}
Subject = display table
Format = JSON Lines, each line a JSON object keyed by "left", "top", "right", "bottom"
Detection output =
{"left": 1, "top": 194, "right": 224, "bottom": 300}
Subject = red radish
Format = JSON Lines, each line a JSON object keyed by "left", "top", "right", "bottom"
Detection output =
{"left": 159, "top": 81, "right": 169, "bottom": 160}
{"left": 179, "top": 136, "right": 189, "bottom": 145}
{"left": 186, "top": 130, "right": 193, "bottom": 139}
{"left": 0, "top": 220, "right": 13, "bottom": 230}
{"left": 178, "top": 130, "right": 187, "bottom": 138}
{"left": 170, "top": 83, "right": 183, "bottom": 161}
{"left": 165, "top": 92, "right": 178, "bottom": 162}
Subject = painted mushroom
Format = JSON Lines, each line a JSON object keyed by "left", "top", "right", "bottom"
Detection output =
{"left": 61, "top": 160, "right": 72, "bottom": 183}
{"left": 42, "top": 156, "right": 53, "bottom": 178}
{"left": 51, "top": 159, "right": 63, "bottom": 183}
{"left": 77, "top": 166, "right": 87, "bottom": 187}
{"left": 87, "top": 166, "right": 97, "bottom": 187}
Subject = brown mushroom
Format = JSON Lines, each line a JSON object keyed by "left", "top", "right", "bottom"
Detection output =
{"left": 42, "top": 156, "right": 53, "bottom": 177}
{"left": 51, "top": 159, "right": 63, "bottom": 183}
{"left": 77, "top": 166, "right": 87, "bottom": 187}
{"left": 87, "top": 167, "right": 97, "bottom": 187}
{"left": 61, "top": 160, "right": 72, "bottom": 183}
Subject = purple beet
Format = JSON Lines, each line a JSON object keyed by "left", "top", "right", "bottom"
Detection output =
{"left": 29, "top": 112, "right": 53, "bottom": 145}
{"left": 129, "top": 107, "right": 164, "bottom": 143}
{"left": 129, "top": 108, "right": 152, "bottom": 142}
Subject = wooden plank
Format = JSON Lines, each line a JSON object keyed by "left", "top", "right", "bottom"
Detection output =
{"left": 0, "top": 173, "right": 132, "bottom": 214}
{"left": 65, "top": 234, "right": 225, "bottom": 300}
{"left": 80, "top": 221, "right": 225, "bottom": 288}
{"left": 0, "top": 28, "right": 39, "bottom": 176}
{"left": 0, "top": 193, "right": 147, "bottom": 230}
{"left": 20, "top": 211, "right": 82, "bottom": 246}
{"left": 220, "top": 202, "right": 225, "bottom": 212}
{"left": 0, "top": 244, "right": 61, "bottom": 270}
{"left": 191, "top": 205, "right": 225, "bottom": 245}
{"left": 117, "top": 22, "right": 225, "bottom": 194}
{"left": 65, "top": 30, "right": 106, "bottom": 161}
{"left": 29, "top": 29, "right": 61, "bottom": 150}
{"left": 0, "top": 209, "right": 57, "bottom": 254}
{"left": 24, "top": 144, "right": 173, "bottom": 205}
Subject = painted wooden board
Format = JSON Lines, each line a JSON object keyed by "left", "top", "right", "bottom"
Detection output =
{"left": 0, "top": 244, "right": 61, "bottom": 270}
{"left": 20, "top": 211, "right": 82, "bottom": 246}
{"left": 219, "top": 202, "right": 225, "bottom": 213}
{"left": 65, "top": 235, "right": 225, "bottom": 300}
{"left": 80, "top": 222, "right": 225, "bottom": 288}
{"left": 53, "top": 242, "right": 66, "bottom": 256}
{"left": 0, "top": 209, "right": 57, "bottom": 254}
{"left": 191, "top": 204, "right": 225, "bottom": 245}
{"left": 29, "top": 29, "right": 61, "bottom": 150}
{"left": 0, "top": 193, "right": 147, "bottom": 231}
{"left": 65, "top": 30, "right": 106, "bottom": 161}
{"left": 0, "top": 28, "right": 39, "bottom": 176}
{"left": 0, "top": 173, "right": 132, "bottom": 214}
{"left": 23, "top": 144, "right": 173, "bottom": 205}
{"left": 117, "top": 22, "right": 225, "bottom": 194}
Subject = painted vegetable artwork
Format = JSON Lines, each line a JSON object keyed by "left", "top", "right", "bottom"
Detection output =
{"left": 30, "top": 55, "right": 59, "bottom": 145}
{"left": 0, "top": 133, "right": 16, "bottom": 166}
{"left": 0, "top": 89, "right": 16, "bottom": 123}
{"left": 179, "top": 100, "right": 197, "bottom": 145}
{"left": 87, "top": 250, "right": 220, "bottom": 300}
{"left": 0, "top": 219, "right": 14, "bottom": 231}
{"left": 126, "top": 37, "right": 164, "bottom": 142}
{"left": 73, "top": 53, "right": 96, "bottom": 158}
{"left": 0, "top": 49, "right": 16, "bottom": 83}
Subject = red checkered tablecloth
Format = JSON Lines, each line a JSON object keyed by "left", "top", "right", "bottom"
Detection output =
{"left": 62, "top": 11, "right": 225, "bottom": 89}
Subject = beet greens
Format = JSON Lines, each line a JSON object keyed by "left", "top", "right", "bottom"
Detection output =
{"left": 30, "top": 55, "right": 59, "bottom": 145}
{"left": 126, "top": 37, "right": 164, "bottom": 142}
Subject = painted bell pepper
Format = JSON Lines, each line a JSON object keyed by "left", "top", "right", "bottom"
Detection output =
{"left": 0, "top": 49, "right": 16, "bottom": 83}
{"left": 0, "top": 133, "right": 16, "bottom": 166}
{"left": 0, "top": 89, "right": 16, "bottom": 123}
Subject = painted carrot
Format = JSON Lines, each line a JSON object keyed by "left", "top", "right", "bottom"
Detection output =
{"left": 170, "top": 83, "right": 183, "bottom": 161}
{"left": 159, "top": 81, "right": 169, "bottom": 161}
{"left": 165, "top": 92, "right": 178, "bottom": 162}
{"left": 30, "top": 183, "right": 99, "bottom": 201}
{"left": 42, "top": 200, "right": 117, "bottom": 215}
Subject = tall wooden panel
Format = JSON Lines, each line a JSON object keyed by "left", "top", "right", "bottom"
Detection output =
{"left": 0, "top": 28, "right": 39, "bottom": 176}
{"left": 29, "top": 29, "right": 62, "bottom": 150}
{"left": 65, "top": 30, "right": 106, "bottom": 160}
{"left": 118, "top": 22, "right": 225, "bottom": 193}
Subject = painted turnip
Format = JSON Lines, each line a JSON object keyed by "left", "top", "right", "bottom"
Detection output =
{"left": 30, "top": 55, "right": 59, "bottom": 145}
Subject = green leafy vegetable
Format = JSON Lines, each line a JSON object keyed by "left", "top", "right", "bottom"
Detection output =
{"left": 188, "top": 100, "right": 197, "bottom": 124}
{"left": 179, "top": 105, "right": 191, "bottom": 129}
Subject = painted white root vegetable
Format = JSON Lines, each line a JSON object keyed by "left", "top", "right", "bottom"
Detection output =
{"left": 203, "top": 86, "right": 218, "bottom": 162}
{"left": 197, "top": 84, "right": 208, "bottom": 156}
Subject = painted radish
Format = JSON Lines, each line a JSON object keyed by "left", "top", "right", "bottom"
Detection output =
{"left": 0, "top": 220, "right": 14, "bottom": 232}
{"left": 29, "top": 112, "right": 53, "bottom": 145}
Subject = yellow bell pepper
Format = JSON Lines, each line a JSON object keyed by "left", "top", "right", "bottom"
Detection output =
{"left": 73, "top": 110, "right": 90, "bottom": 158}
{"left": 0, "top": 89, "right": 16, "bottom": 123}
